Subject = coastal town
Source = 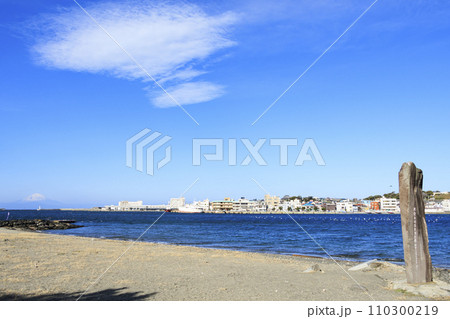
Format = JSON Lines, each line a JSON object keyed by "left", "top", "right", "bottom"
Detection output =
{"left": 98, "top": 191, "right": 450, "bottom": 214}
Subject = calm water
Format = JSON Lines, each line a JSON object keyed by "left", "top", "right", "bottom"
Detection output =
{"left": 2, "top": 210, "right": 449, "bottom": 268}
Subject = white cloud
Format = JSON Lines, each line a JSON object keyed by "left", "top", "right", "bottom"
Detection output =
{"left": 25, "top": 193, "right": 46, "bottom": 202}
{"left": 31, "top": 1, "right": 237, "bottom": 107}
{"left": 151, "top": 82, "right": 225, "bottom": 108}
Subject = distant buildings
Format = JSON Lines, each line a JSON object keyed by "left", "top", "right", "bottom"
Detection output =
{"left": 211, "top": 198, "right": 234, "bottom": 212}
{"left": 119, "top": 200, "right": 143, "bottom": 209}
{"left": 380, "top": 197, "right": 399, "bottom": 212}
{"left": 233, "top": 198, "right": 257, "bottom": 212}
{"left": 370, "top": 201, "right": 380, "bottom": 211}
{"left": 302, "top": 202, "right": 316, "bottom": 211}
{"left": 442, "top": 199, "right": 450, "bottom": 212}
{"left": 290, "top": 198, "right": 302, "bottom": 210}
{"left": 103, "top": 200, "right": 166, "bottom": 211}
{"left": 192, "top": 199, "right": 210, "bottom": 211}
{"left": 98, "top": 192, "right": 448, "bottom": 214}
{"left": 169, "top": 197, "right": 185, "bottom": 209}
{"left": 336, "top": 199, "right": 355, "bottom": 213}
{"left": 264, "top": 194, "right": 280, "bottom": 210}
{"left": 425, "top": 201, "right": 440, "bottom": 213}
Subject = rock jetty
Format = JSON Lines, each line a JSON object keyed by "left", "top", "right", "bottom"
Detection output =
{"left": 0, "top": 219, "right": 82, "bottom": 231}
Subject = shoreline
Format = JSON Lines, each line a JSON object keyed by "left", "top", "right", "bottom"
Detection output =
{"left": 47, "top": 231, "right": 399, "bottom": 266}
{"left": 3, "top": 215, "right": 449, "bottom": 269}
{"left": 43, "top": 230, "right": 450, "bottom": 270}
{"left": 3, "top": 208, "right": 449, "bottom": 214}
{"left": 1, "top": 228, "right": 448, "bottom": 300}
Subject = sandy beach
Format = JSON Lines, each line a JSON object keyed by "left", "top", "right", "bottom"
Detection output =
{"left": 0, "top": 228, "right": 447, "bottom": 301}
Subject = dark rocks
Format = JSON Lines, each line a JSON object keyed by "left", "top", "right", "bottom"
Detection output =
{"left": 0, "top": 219, "right": 83, "bottom": 231}
{"left": 433, "top": 268, "right": 450, "bottom": 284}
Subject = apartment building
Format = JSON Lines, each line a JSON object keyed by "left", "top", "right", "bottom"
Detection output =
{"left": 192, "top": 199, "right": 210, "bottom": 211}
{"left": 211, "top": 198, "right": 234, "bottom": 211}
{"left": 380, "top": 197, "right": 399, "bottom": 212}
{"left": 169, "top": 197, "right": 185, "bottom": 209}
{"left": 264, "top": 194, "right": 280, "bottom": 209}
{"left": 336, "top": 200, "right": 355, "bottom": 212}
{"left": 370, "top": 201, "right": 381, "bottom": 211}
{"left": 118, "top": 200, "right": 143, "bottom": 209}
{"left": 232, "top": 198, "right": 258, "bottom": 212}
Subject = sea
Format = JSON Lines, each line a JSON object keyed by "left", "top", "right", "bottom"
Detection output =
{"left": 2, "top": 210, "right": 449, "bottom": 268}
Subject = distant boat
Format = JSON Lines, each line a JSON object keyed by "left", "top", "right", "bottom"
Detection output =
{"left": 178, "top": 205, "right": 203, "bottom": 213}
{"left": 37, "top": 206, "right": 42, "bottom": 211}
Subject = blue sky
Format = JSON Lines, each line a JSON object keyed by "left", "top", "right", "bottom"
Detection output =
{"left": 0, "top": 0, "right": 449, "bottom": 208}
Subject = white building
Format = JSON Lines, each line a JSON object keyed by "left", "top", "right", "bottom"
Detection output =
{"left": 192, "top": 199, "right": 210, "bottom": 211}
{"left": 253, "top": 200, "right": 268, "bottom": 212}
{"left": 380, "top": 197, "right": 399, "bottom": 212}
{"left": 114, "top": 200, "right": 147, "bottom": 210}
{"left": 442, "top": 199, "right": 450, "bottom": 212}
{"left": 425, "top": 201, "right": 444, "bottom": 213}
{"left": 118, "top": 200, "right": 143, "bottom": 209}
{"left": 169, "top": 197, "right": 185, "bottom": 209}
{"left": 288, "top": 199, "right": 302, "bottom": 210}
{"left": 104, "top": 200, "right": 167, "bottom": 211}
{"left": 233, "top": 198, "right": 258, "bottom": 212}
{"left": 336, "top": 200, "right": 355, "bottom": 212}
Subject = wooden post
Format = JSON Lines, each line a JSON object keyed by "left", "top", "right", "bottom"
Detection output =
{"left": 399, "top": 162, "right": 432, "bottom": 284}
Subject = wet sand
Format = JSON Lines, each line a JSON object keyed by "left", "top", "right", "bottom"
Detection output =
{"left": 0, "top": 228, "right": 442, "bottom": 301}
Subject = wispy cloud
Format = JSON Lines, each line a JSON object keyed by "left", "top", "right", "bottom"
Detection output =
{"left": 30, "top": 1, "right": 237, "bottom": 107}
{"left": 150, "top": 81, "right": 225, "bottom": 108}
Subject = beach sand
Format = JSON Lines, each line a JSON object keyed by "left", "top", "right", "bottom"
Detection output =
{"left": 0, "top": 228, "right": 444, "bottom": 301}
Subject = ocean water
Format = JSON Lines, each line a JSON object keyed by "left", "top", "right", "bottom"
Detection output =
{"left": 2, "top": 210, "right": 449, "bottom": 268}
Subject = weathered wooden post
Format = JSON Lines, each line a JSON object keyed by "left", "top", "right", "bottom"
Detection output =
{"left": 399, "top": 162, "right": 432, "bottom": 284}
